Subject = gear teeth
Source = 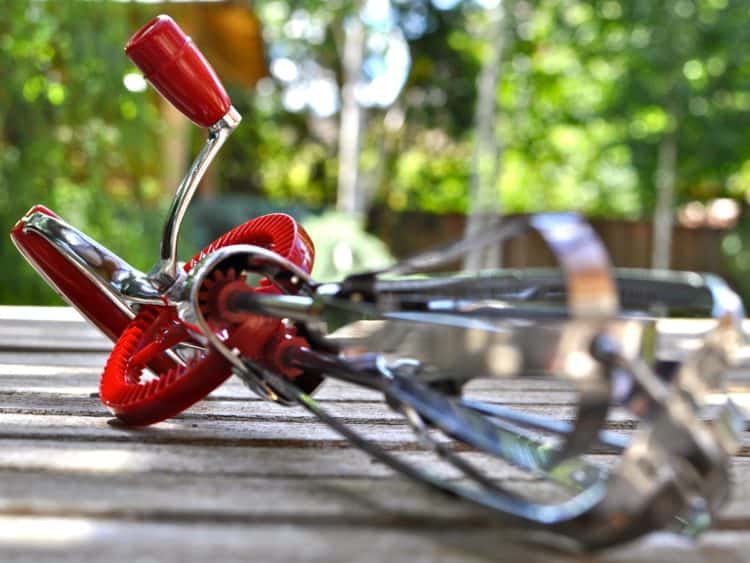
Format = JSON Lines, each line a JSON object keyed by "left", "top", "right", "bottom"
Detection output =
{"left": 102, "top": 213, "right": 314, "bottom": 426}
{"left": 157, "top": 374, "right": 169, "bottom": 391}
{"left": 183, "top": 214, "right": 301, "bottom": 272}
{"left": 196, "top": 266, "right": 249, "bottom": 329}
{"left": 121, "top": 387, "right": 138, "bottom": 405}
{"left": 164, "top": 368, "right": 178, "bottom": 385}
{"left": 135, "top": 385, "right": 147, "bottom": 402}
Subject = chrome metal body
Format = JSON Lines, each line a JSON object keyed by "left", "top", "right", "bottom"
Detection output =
{"left": 16, "top": 193, "right": 746, "bottom": 549}
{"left": 200, "top": 214, "right": 620, "bottom": 469}
{"left": 11, "top": 89, "right": 745, "bottom": 549}
{"left": 14, "top": 209, "right": 139, "bottom": 319}
{"left": 11, "top": 15, "right": 745, "bottom": 548}
{"left": 190, "top": 213, "right": 746, "bottom": 549}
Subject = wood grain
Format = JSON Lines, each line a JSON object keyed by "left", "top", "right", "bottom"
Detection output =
{"left": 0, "top": 306, "right": 747, "bottom": 562}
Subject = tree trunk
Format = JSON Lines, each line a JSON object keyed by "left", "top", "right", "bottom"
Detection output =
{"left": 336, "top": 13, "right": 365, "bottom": 218}
{"left": 651, "top": 126, "right": 678, "bottom": 269}
{"left": 463, "top": 2, "right": 506, "bottom": 271}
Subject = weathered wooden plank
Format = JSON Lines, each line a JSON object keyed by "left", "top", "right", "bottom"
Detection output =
{"left": 0, "top": 308, "right": 108, "bottom": 351}
{"left": 0, "top": 323, "right": 109, "bottom": 351}
{"left": 0, "top": 468, "right": 497, "bottom": 521}
{"left": 0, "top": 440, "right": 608, "bottom": 483}
{"left": 0, "top": 412, "right": 438, "bottom": 447}
{"left": 0, "top": 379, "right": 582, "bottom": 406}
{"left": 1, "top": 515, "right": 747, "bottom": 563}
{"left": 3, "top": 371, "right": 577, "bottom": 397}
{"left": 0, "top": 374, "right": 582, "bottom": 406}
{"left": 0, "top": 352, "right": 110, "bottom": 368}
{"left": 0, "top": 439, "right": 527, "bottom": 480}
{"left": 0, "top": 389, "right": 658, "bottom": 438}
{"left": 0, "top": 405, "right": 656, "bottom": 450}
{"left": 1, "top": 307, "right": 749, "bottom": 563}
{"left": 0, "top": 320, "right": 99, "bottom": 339}
{"left": 0, "top": 392, "right": 397, "bottom": 420}
{"left": 0, "top": 438, "right": 749, "bottom": 518}
{"left": 0, "top": 356, "right": 579, "bottom": 392}
{"left": 0, "top": 464, "right": 747, "bottom": 525}
{"left": 0, "top": 392, "right": 588, "bottom": 423}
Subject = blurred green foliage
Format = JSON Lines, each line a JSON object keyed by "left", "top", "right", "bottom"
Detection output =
{"left": 302, "top": 211, "right": 393, "bottom": 281}
{"left": 3, "top": 1, "right": 750, "bottom": 304}
{"left": 0, "top": 1, "right": 165, "bottom": 304}
{"left": 231, "top": 0, "right": 750, "bottom": 216}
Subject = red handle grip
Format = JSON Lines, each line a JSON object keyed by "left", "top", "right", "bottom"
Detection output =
{"left": 125, "top": 15, "right": 231, "bottom": 128}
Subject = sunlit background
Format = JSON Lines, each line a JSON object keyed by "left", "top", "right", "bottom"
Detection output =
{"left": 3, "top": 0, "right": 750, "bottom": 304}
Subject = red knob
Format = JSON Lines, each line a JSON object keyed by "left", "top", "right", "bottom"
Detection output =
{"left": 125, "top": 15, "right": 231, "bottom": 128}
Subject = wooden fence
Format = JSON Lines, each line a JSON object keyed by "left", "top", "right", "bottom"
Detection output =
{"left": 368, "top": 208, "right": 729, "bottom": 275}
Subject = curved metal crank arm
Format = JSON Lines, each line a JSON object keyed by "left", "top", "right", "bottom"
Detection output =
{"left": 232, "top": 345, "right": 733, "bottom": 548}
{"left": 233, "top": 357, "right": 613, "bottom": 542}
{"left": 283, "top": 346, "right": 606, "bottom": 495}
{"left": 144, "top": 108, "right": 241, "bottom": 291}
{"left": 397, "top": 403, "right": 521, "bottom": 495}
{"left": 282, "top": 343, "right": 595, "bottom": 484}
{"left": 380, "top": 367, "right": 604, "bottom": 483}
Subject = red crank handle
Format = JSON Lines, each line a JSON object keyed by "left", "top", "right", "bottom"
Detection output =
{"left": 125, "top": 14, "right": 231, "bottom": 128}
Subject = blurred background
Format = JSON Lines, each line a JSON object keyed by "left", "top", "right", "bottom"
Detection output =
{"left": 3, "top": 0, "right": 750, "bottom": 304}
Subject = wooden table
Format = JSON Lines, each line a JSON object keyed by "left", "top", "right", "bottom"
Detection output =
{"left": 0, "top": 306, "right": 748, "bottom": 562}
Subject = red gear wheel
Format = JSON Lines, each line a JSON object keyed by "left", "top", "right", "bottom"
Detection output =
{"left": 100, "top": 213, "right": 314, "bottom": 426}
{"left": 197, "top": 266, "right": 245, "bottom": 331}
